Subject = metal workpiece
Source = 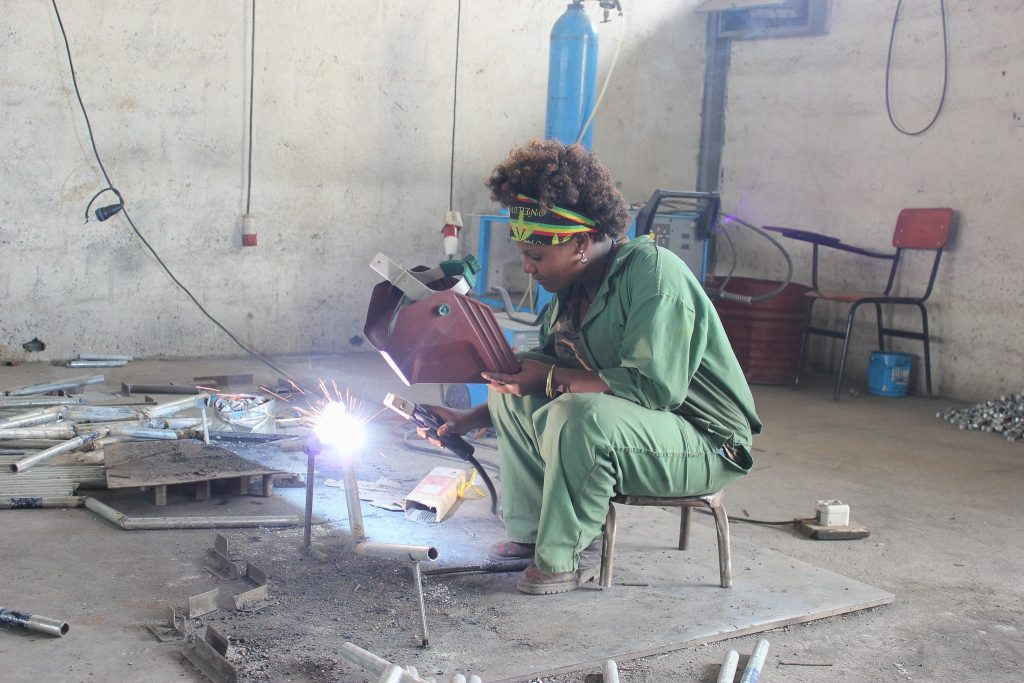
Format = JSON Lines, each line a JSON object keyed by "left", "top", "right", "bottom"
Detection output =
{"left": 182, "top": 624, "right": 237, "bottom": 683}
{"left": 146, "top": 393, "right": 212, "bottom": 418}
{"left": 0, "top": 496, "right": 85, "bottom": 509}
{"left": 0, "top": 406, "right": 66, "bottom": 429}
{"left": 10, "top": 431, "right": 101, "bottom": 472}
{"left": 339, "top": 643, "right": 431, "bottom": 683}
{"left": 342, "top": 458, "right": 366, "bottom": 542}
{"left": 4, "top": 375, "right": 105, "bottom": 396}
{"left": 412, "top": 562, "right": 429, "bottom": 647}
{"left": 78, "top": 354, "right": 133, "bottom": 362}
{"left": 739, "top": 638, "right": 770, "bottom": 683}
{"left": 84, "top": 497, "right": 301, "bottom": 530}
{"left": 67, "top": 360, "right": 128, "bottom": 368}
{"left": 0, "top": 396, "right": 85, "bottom": 409}
{"left": 207, "top": 534, "right": 238, "bottom": 578}
{"left": 602, "top": 659, "right": 620, "bottom": 683}
{"left": 64, "top": 405, "right": 144, "bottom": 422}
{"left": 0, "top": 607, "right": 70, "bottom": 637}
{"left": 0, "top": 439, "right": 65, "bottom": 449}
{"left": 121, "top": 382, "right": 200, "bottom": 395}
{"left": 0, "top": 425, "right": 78, "bottom": 440}
{"left": 717, "top": 650, "right": 740, "bottom": 683}
{"left": 106, "top": 426, "right": 179, "bottom": 440}
{"left": 354, "top": 542, "right": 440, "bottom": 563}
{"left": 233, "top": 563, "right": 269, "bottom": 610}
{"left": 73, "top": 419, "right": 159, "bottom": 431}
{"left": 162, "top": 417, "right": 206, "bottom": 429}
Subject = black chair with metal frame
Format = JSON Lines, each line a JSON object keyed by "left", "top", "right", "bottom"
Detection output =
{"left": 766, "top": 208, "right": 955, "bottom": 401}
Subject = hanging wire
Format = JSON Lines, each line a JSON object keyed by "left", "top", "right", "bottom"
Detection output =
{"left": 245, "top": 0, "right": 256, "bottom": 213}
{"left": 448, "top": 0, "right": 462, "bottom": 210}
{"left": 50, "top": 0, "right": 297, "bottom": 383}
{"left": 885, "top": 0, "right": 949, "bottom": 136}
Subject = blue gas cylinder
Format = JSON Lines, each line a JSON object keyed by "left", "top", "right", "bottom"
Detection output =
{"left": 546, "top": 2, "right": 599, "bottom": 149}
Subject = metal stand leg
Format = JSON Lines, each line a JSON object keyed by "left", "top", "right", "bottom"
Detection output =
{"left": 599, "top": 504, "right": 617, "bottom": 588}
{"left": 303, "top": 448, "right": 315, "bottom": 549}
{"left": 411, "top": 561, "right": 429, "bottom": 648}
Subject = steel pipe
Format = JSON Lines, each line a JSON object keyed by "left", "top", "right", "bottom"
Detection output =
{"left": 84, "top": 497, "right": 300, "bottom": 530}
{"left": 11, "top": 432, "right": 101, "bottom": 472}
{"left": 0, "top": 407, "right": 66, "bottom": 430}
{"left": 78, "top": 354, "right": 133, "bottom": 362}
{"left": 64, "top": 405, "right": 143, "bottom": 421}
{"left": 0, "top": 425, "right": 78, "bottom": 440}
{"left": 602, "top": 659, "right": 620, "bottom": 683}
{"left": 107, "top": 426, "right": 178, "bottom": 440}
{"left": 0, "top": 397, "right": 85, "bottom": 408}
{"left": 5, "top": 375, "right": 105, "bottom": 396}
{"left": 0, "top": 608, "right": 70, "bottom": 637}
{"left": 67, "top": 360, "right": 128, "bottom": 368}
{"left": 339, "top": 643, "right": 429, "bottom": 683}
{"left": 717, "top": 650, "right": 740, "bottom": 683}
{"left": 739, "top": 638, "right": 770, "bottom": 683}
{"left": 342, "top": 458, "right": 366, "bottom": 542}
{"left": 354, "top": 542, "right": 439, "bottom": 563}
{"left": 0, "top": 439, "right": 65, "bottom": 449}
{"left": 146, "top": 393, "right": 211, "bottom": 418}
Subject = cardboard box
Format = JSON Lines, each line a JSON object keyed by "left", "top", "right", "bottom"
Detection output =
{"left": 404, "top": 467, "right": 466, "bottom": 523}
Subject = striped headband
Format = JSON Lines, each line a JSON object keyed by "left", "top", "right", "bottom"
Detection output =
{"left": 507, "top": 194, "right": 599, "bottom": 245}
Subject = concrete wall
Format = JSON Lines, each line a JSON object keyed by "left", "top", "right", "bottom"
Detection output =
{"left": 718, "top": 0, "right": 1024, "bottom": 400}
{"left": 0, "top": 1, "right": 707, "bottom": 363}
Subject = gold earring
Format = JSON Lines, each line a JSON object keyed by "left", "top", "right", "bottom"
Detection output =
{"left": 579, "top": 253, "right": 589, "bottom": 264}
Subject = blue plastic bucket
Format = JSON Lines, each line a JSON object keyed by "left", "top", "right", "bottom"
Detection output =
{"left": 867, "top": 351, "right": 912, "bottom": 397}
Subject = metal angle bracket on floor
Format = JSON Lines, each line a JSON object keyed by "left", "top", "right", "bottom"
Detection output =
{"left": 182, "top": 624, "right": 238, "bottom": 683}
{"left": 146, "top": 605, "right": 186, "bottom": 642}
{"left": 206, "top": 534, "right": 238, "bottom": 579}
{"left": 233, "top": 563, "right": 269, "bottom": 611}
{"left": 188, "top": 589, "right": 221, "bottom": 618}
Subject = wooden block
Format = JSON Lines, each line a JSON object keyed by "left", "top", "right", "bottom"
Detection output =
{"left": 261, "top": 474, "right": 274, "bottom": 497}
{"left": 195, "top": 480, "right": 211, "bottom": 501}
{"left": 153, "top": 485, "right": 167, "bottom": 507}
{"left": 795, "top": 518, "right": 871, "bottom": 540}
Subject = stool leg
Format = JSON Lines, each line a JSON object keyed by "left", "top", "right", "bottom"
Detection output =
{"left": 679, "top": 507, "right": 692, "bottom": 550}
{"left": 599, "top": 504, "right": 617, "bottom": 589}
{"left": 711, "top": 503, "right": 732, "bottom": 588}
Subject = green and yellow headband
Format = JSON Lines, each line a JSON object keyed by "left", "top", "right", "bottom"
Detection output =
{"left": 507, "top": 194, "right": 599, "bottom": 245}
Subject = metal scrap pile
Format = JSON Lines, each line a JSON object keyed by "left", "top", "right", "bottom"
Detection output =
{"left": 938, "top": 392, "right": 1024, "bottom": 442}
{"left": 0, "top": 375, "right": 214, "bottom": 505}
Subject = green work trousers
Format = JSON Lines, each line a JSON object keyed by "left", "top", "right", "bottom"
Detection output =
{"left": 488, "top": 358, "right": 751, "bottom": 574}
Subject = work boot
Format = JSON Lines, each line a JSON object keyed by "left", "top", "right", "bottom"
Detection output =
{"left": 482, "top": 540, "right": 535, "bottom": 572}
{"left": 515, "top": 562, "right": 599, "bottom": 595}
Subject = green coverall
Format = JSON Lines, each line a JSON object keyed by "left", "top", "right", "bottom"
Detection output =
{"left": 488, "top": 237, "right": 762, "bottom": 574}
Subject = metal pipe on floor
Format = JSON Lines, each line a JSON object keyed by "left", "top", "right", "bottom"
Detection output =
{"left": 0, "top": 425, "right": 78, "bottom": 440}
{"left": 339, "top": 643, "right": 429, "bottom": 683}
{"left": 0, "top": 407, "right": 66, "bottom": 430}
{"left": 602, "top": 659, "right": 620, "bottom": 683}
{"left": 107, "top": 426, "right": 178, "bottom": 440}
{"left": 0, "top": 607, "right": 70, "bottom": 637}
{"left": 64, "top": 405, "right": 143, "bottom": 421}
{"left": 84, "top": 497, "right": 301, "bottom": 530}
{"left": 412, "top": 561, "right": 429, "bottom": 647}
{"left": 342, "top": 458, "right": 366, "bottom": 542}
{"left": 717, "top": 650, "right": 740, "bottom": 683}
{"left": 11, "top": 431, "right": 101, "bottom": 472}
{"left": 4, "top": 375, "right": 105, "bottom": 396}
{"left": 304, "top": 446, "right": 315, "bottom": 548}
{"left": 67, "top": 360, "right": 128, "bottom": 368}
{"left": 0, "top": 397, "right": 85, "bottom": 409}
{"left": 0, "top": 439, "right": 64, "bottom": 449}
{"left": 0, "top": 496, "right": 85, "bottom": 509}
{"left": 76, "top": 356, "right": 133, "bottom": 366}
{"left": 145, "top": 393, "right": 211, "bottom": 418}
{"left": 739, "top": 638, "right": 770, "bottom": 683}
{"left": 354, "top": 541, "right": 440, "bottom": 563}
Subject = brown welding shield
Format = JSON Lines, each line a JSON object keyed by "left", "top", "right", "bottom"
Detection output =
{"left": 363, "top": 279, "right": 520, "bottom": 386}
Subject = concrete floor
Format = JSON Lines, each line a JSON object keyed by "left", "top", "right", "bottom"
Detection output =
{"left": 1, "top": 355, "right": 1022, "bottom": 682}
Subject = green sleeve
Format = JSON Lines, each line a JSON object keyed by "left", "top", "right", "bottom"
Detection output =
{"left": 597, "top": 293, "right": 707, "bottom": 411}
{"left": 529, "top": 299, "right": 558, "bottom": 356}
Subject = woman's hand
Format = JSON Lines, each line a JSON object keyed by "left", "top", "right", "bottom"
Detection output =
{"left": 481, "top": 359, "right": 551, "bottom": 397}
{"left": 414, "top": 404, "right": 490, "bottom": 447}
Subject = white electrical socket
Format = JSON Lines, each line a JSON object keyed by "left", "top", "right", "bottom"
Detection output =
{"left": 815, "top": 499, "right": 850, "bottom": 527}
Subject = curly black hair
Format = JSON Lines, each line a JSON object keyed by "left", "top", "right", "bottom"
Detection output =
{"left": 485, "top": 139, "right": 629, "bottom": 241}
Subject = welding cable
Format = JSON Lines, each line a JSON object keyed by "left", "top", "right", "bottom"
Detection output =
{"left": 694, "top": 508, "right": 797, "bottom": 528}
{"left": 885, "top": 0, "right": 948, "bottom": 136}
{"left": 704, "top": 213, "right": 794, "bottom": 305}
{"left": 50, "top": 0, "right": 300, "bottom": 385}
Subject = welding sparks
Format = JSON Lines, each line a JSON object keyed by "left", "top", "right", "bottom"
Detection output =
{"left": 313, "top": 401, "right": 364, "bottom": 452}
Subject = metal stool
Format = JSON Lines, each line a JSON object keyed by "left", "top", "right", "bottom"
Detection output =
{"left": 598, "top": 491, "right": 732, "bottom": 588}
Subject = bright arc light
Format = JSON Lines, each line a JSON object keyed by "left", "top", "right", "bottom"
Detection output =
{"left": 313, "top": 401, "right": 364, "bottom": 452}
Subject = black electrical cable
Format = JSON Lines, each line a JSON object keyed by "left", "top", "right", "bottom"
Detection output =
{"left": 50, "top": 0, "right": 297, "bottom": 383}
{"left": 695, "top": 508, "right": 796, "bottom": 528}
{"left": 245, "top": 0, "right": 256, "bottom": 214}
{"left": 885, "top": 0, "right": 948, "bottom": 136}
{"left": 447, "top": 0, "right": 462, "bottom": 210}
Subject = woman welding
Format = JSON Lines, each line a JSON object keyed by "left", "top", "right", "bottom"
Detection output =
{"left": 422, "top": 139, "right": 760, "bottom": 595}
